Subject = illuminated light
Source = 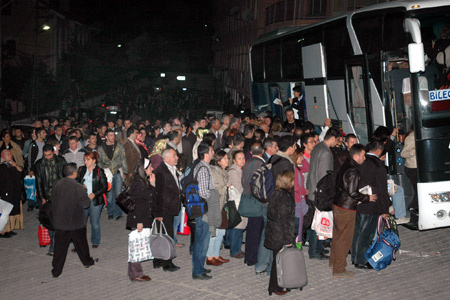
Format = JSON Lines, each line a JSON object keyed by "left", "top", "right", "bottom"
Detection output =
{"left": 42, "top": 25, "right": 50, "bottom": 31}
{"left": 297, "top": 38, "right": 304, "bottom": 43}
{"left": 101, "top": 104, "right": 105, "bottom": 107}
{"left": 117, "top": 44, "right": 122, "bottom": 48}
{"left": 411, "top": 4, "right": 420, "bottom": 9}
{"left": 314, "top": 105, "right": 317, "bottom": 109}
{"left": 160, "top": 73, "right": 166, "bottom": 77}
{"left": 240, "top": 110, "right": 245, "bottom": 113}
{"left": 182, "top": 88, "right": 187, "bottom": 91}
{"left": 106, "top": 106, "right": 109, "bottom": 110}
{"left": 176, "top": 76, "right": 186, "bottom": 81}
{"left": 110, "top": 111, "right": 118, "bottom": 115}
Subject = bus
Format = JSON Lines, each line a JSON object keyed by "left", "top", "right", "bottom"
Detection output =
{"left": 249, "top": 1, "right": 450, "bottom": 230}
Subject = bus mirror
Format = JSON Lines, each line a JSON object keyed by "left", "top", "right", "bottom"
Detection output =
{"left": 404, "top": 18, "right": 422, "bottom": 44}
{"left": 408, "top": 43, "right": 425, "bottom": 73}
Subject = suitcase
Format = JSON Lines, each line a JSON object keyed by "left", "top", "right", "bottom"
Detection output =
{"left": 38, "top": 225, "right": 51, "bottom": 246}
{"left": 276, "top": 246, "right": 308, "bottom": 289}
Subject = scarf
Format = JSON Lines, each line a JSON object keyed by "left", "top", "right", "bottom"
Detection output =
{"left": 135, "top": 138, "right": 150, "bottom": 156}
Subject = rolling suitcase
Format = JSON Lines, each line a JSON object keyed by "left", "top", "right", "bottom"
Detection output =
{"left": 276, "top": 246, "right": 308, "bottom": 290}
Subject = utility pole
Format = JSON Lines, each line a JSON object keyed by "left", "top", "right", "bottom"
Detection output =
{"left": 31, "top": 0, "right": 39, "bottom": 120}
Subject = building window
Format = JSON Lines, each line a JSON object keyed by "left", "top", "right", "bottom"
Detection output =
{"left": 306, "top": 0, "right": 327, "bottom": 17}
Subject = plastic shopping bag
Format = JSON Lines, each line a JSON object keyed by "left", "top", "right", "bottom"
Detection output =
{"left": 311, "top": 208, "right": 333, "bottom": 239}
{"left": 24, "top": 175, "right": 37, "bottom": 201}
{"left": 128, "top": 228, "right": 153, "bottom": 262}
{"left": 0, "top": 199, "right": 14, "bottom": 232}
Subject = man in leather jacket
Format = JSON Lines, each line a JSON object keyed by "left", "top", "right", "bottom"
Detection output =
{"left": 329, "top": 144, "right": 377, "bottom": 278}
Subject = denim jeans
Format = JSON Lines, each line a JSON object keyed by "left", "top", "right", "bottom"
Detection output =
{"left": 49, "top": 230, "right": 55, "bottom": 253}
{"left": 228, "top": 228, "right": 244, "bottom": 256}
{"left": 392, "top": 185, "right": 407, "bottom": 218}
{"left": 192, "top": 216, "right": 210, "bottom": 276}
{"left": 106, "top": 174, "right": 123, "bottom": 219}
{"left": 85, "top": 200, "right": 103, "bottom": 245}
{"left": 173, "top": 210, "right": 181, "bottom": 244}
{"left": 307, "top": 228, "right": 325, "bottom": 258}
{"left": 255, "top": 206, "right": 273, "bottom": 275}
{"left": 207, "top": 228, "right": 226, "bottom": 257}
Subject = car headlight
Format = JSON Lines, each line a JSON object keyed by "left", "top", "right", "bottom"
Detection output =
{"left": 430, "top": 192, "right": 450, "bottom": 203}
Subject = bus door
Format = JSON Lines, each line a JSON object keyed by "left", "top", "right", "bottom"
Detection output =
{"left": 301, "top": 43, "right": 328, "bottom": 125}
{"left": 344, "top": 55, "right": 373, "bottom": 145}
{"left": 268, "top": 84, "right": 283, "bottom": 117}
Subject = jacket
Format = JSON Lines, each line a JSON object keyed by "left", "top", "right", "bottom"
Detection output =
{"left": 210, "top": 165, "right": 228, "bottom": 209}
{"left": 76, "top": 165, "right": 108, "bottom": 206}
{"left": 97, "top": 141, "right": 128, "bottom": 175}
{"left": 270, "top": 152, "right": 295, "bottom": 183}
{"left": 123, "top": 138, "right": 141, "bottom": 186}
{"left": 0, "top": 163, "right": 23, "bottom": 215}
{"left": 334, "top": 158, "right": 369, "bottom": 210}
{"left": 153, "top": 162, "right": 181, "bottom": 217}
{"left": 242, "top": 156, "right": 265, "bottom": 194}
{"left": 264, "top": 189, "right": 296, "bottom": 250}
{"left": 51, "top": 177, "right": 90, "bottom": 231}
{"left": 401, "top": 133, "right": 417, "bottom": 169}
{"left": 126, "top": 176, "right": 155, "bottom": 229}
{"left": 62, "top": 144, "right": 87, "bottom": 169}
{"left": 359, "top": 154, "right": 390, "bottom": 214}
{"left": 35, "top": 155, "right": 66, "bottom": 201}
{"left": 307, "top": 141, "right": 333, "bottom": 201}
{"left": 0, "top": 140, "right": 24, "bottom": 168}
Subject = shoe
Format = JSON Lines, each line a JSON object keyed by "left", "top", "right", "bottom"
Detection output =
{"left": 224, "top": 245, "right": 230, "bottom": 249}
{"left": 395, "top": 217, "right": 410, "bottom": 225}
{"left": 192, "top": 273, "right": 212, "bottom": 280}
{"left": 268, "top": 290, "right": 289, "bottom": 296}
{"left": 71, "top": 248, "right": 77, "bottom": 253}
{"left": 163, "top": 264, "right": 180, "bottom": 272}
{"left": 217, "top": 256, "right": 230, "bottom": 263}
{"left": 115, "top": 216, "right": 122, "bottom": 221}
{"left": 27, "top": 207, "right": 34, "bottom": 212}
{"left": 8, "top": 231, "right": 17, "bottom": 236}
{"left": 131, "top": 275, "right": 151, "bottom": 282}
{"left": 153, "top": 263, "right": 162, "bottom": 269}
{"left": 108, "top": 215, "right": 113, "bottom": 220}
{"left": 310, "top": 254, "right": 329, "bottom": 260}
{"left": 333, "top": 270, "right": 355, "bottom": 278}
{"left": 206, "top": 258, "right": 223, "bottom": 266}
{"left": 355, "top": 263, "right": 373, "bottom": 269}
{"left": 322, "top": 249, "right": 330, "bottom": 254}
{"left": 246, "top": 262, "right": 256, "bottom": 266}
{"left": 255, "top": 270, "right": 266, "bottom": 275}
{"left": 204, "top": 268, "right": 211, "bottom": 273}
{"left": 85, "top": 258, "right": 99, "bottom": 268}
{"left": 322, "top": 240, "right": 331, "bottom": 248}
{"left": 231, "top": 252, "right": 245, "bottom": 259}
{"left": 92, "top": 245, "right": 99, "bottom": 249}
{"left": 175, "top": 243, "right": 185, "bottom": 248}
{"left": 47, "top": 252, "right": 54, "bottom": 256}
{"left": 0, "top": 233, "right": 11, "bottom": 239}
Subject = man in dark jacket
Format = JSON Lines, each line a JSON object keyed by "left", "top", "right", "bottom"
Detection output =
{"left": 330, "top": 144, "right": 377, "bottom": 278}
{"left": 352, "top": 140, "right": 390, "bottom": 269}
{"left": 51, "top": 163, "right": 96, "bottom": 278}
{"left": 35, "top": 144, "right": 66, "bottom": 256}
{"left": 269, "top": 135, "right": 296, "bottom": 182}
{"left": 153, "top": 148, "right": 181, "bottom": 272}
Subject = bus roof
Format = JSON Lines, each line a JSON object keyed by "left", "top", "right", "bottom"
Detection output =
{"left": 252, "top": 0, "right": 449, "bottom": 46}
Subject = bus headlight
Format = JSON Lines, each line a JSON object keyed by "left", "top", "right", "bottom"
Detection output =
{"left": 430, "top": 192, "right": 450, "bottom": 203}
{"left": 436, "top": 210, "right": 447, "bottom": 219}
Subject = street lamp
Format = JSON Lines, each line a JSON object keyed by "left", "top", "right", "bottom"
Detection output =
{"left": 177, "top": 76, "right": 186, "bottom": 81}
{"left": 42, "top": 25, "right": 50, "bottom": 31}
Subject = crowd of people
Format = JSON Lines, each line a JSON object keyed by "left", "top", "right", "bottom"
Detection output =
{"left": 0, "top": 101, "right": 417, "bottom": 295}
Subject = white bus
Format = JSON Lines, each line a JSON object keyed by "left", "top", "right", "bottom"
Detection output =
{"left": 249, "top": 1, "right": 450, "bottom": 230}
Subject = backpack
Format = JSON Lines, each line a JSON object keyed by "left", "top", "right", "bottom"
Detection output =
{"left": 249, "top": 163, "right": 275, "bottom": 203}
{"left": 184, "top": 164, "right": 209, "bottom": 219}
{"left": 313, "top": 171, "right": 336, "bottom": 211}
{"left": 180, "top": 158, "right": 200, "bottom": 191}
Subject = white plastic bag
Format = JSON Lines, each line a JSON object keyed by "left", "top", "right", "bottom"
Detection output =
{"left": 0, "top": 199, "right": 14, "bottom": 232}
{"left": 311, "top": 208, "right": 333, "bottom": 239}
{"left": 128, "top": 228, "right": 153, "bottom": 262}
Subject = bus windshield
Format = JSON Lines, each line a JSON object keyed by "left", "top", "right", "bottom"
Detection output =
{"left": 411, "top": 7, "right": 450, "bottom": 126}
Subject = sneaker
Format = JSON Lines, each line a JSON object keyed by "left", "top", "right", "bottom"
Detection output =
{"left": 333, "top": 270, "right": 354, "bottom": 278}
{"left": 395, "top": 217, "right": 410, "bottom": 225}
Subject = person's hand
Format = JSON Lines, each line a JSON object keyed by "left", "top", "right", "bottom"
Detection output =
{"left": 288, "top": 97, "right": 293, "bottom": 104}
{"left": 305, "top": 189, "right": 309, "bottom": 195}
{"left": 369, "top": 194, "right": 377, "bottom": 202}
{"left": 324, "top": 118, "right": 331, "bottom": 127}
{"left": 29, "top": 171, "right": 34, "bottom": 176}
{"left": 41, "top": 199, "right": 46, "bottom": 205}
{"left": 149, "top": 173, "right": 156, "bottom": 187}
{"left": 88, "top": 193, "right": 95, "bottom": 200}
{"left": 9, "top": 160, "right": 17, "bottom": 167}
{"left": 285, "top": 244, "right": 293, "bottom": 247}
{"left": 155, "top": 217, "right": 163, "bottom": 222}
{"left": 382, "top": 213, "right": 390, "bottom": 220}
{"left": 83, "top": 184, "right": 87, "bottom": 189}
{"left": 137, "top": 223, "right": 144, "bottom": 232}
{"left": 391, "top": 127, "right": 399, "bottom": 137}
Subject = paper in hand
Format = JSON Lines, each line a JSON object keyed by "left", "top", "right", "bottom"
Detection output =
{"left": 273, "top": 98, "right": 282, "bottom": 105}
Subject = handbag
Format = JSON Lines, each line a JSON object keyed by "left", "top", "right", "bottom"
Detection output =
{"left": 115, "top": 186, "right": 135, "bottom": 214}
{"left": 38, "top": 201, "right": 54, "bottom": 231}
{"left": 238, "top": 193, "right": 263, "bottom": 217}
{"left": 38, "top": 225, "right": 51, "bottom": 246}
{"left": 311, "top": 208, "right": 333, "bottom": 238}
{"left": 150, "top": 220, "right": 176, "bottom": 260}
{"left": 24, "top": 175, "right": 37, "bottom": 201}
{"left": 177, "top": 207, "right": 191, "bottom": 235}
{"left": 98, "top": 168, "right": 107, "bottom": 207}
{"left": 365, "top": 216, "right": 401, "bottom": 271}
{"left": 128, "top": 228, "right": 153, "bottom": 262}
{"left": 222, "top": 187, "right": 241, "bottom": 229}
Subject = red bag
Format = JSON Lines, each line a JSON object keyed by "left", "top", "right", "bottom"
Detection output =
{"left": 177, "top": 211, "right": 191, "bottom": 235}
{"left": 38, "top": 225, "right": 51, "bottom": 246}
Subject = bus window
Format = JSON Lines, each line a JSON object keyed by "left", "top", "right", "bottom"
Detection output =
{"left": 347, "top": 65, "right": 370, "bottom": 145}
{"left": 324, "top": 19, "right": 352, "bottom": 77}
{"left": 282, "top": 34, "right": 303, "bottom": 80}
{"left": 265, "top": 40, "right": 282, "bottom": 81}
{"left": 352, "top": 14, "right": 382, "bottom": 57}
{"left": 383, "top": 11, "right": 407, "bottom": 51}
{"left": 251, "top": 44, "right": 264, "bottom": 82}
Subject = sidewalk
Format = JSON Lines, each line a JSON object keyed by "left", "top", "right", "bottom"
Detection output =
{"left": 1, "top": 209, "right": 449, "bottom": 300}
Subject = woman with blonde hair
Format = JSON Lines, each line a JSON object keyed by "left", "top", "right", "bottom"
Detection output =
{"left": 148, "top": 139, "right": 167, "bottom": 170}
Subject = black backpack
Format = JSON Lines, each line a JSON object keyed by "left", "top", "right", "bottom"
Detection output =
{"left": 314, "top": 171, "right": 336, "bottom": 211}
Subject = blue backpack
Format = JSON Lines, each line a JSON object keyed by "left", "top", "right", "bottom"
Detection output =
{"left": 183, "top": 163, "right": 208, "bottom": 219}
